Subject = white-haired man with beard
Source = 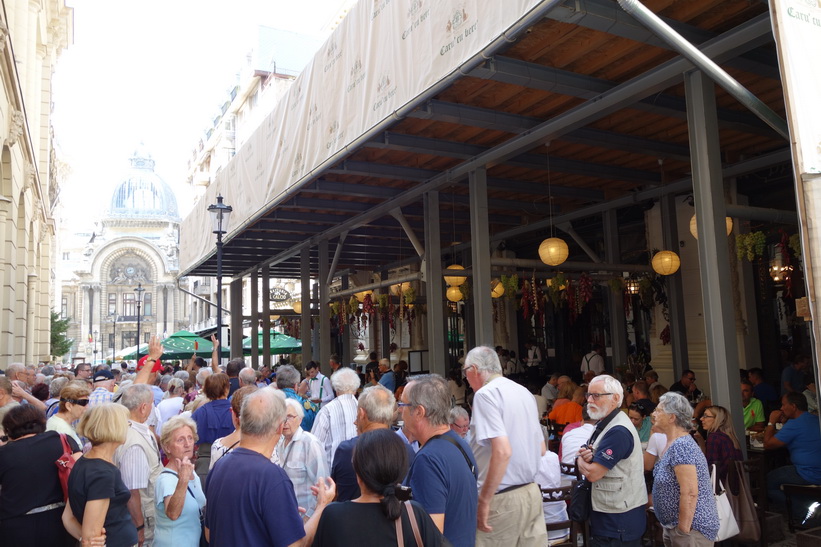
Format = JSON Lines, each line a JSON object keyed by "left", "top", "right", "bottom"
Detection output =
{"left": 576, "top": 374, "right": 647, "bottom": 546}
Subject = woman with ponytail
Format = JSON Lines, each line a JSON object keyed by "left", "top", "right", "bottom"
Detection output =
{"left": 312, "top": 428, "right": 444, "bottom": 546}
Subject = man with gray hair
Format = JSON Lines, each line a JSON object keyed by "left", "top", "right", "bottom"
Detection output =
{"left": 45, "top": 376, "right": 70, "bottom": 417}
{"left": 115, "top": 383, "right": 163, "bottom": 546}
{"left": 205, "top": 388, "right": 335, "bottom": 546}
{"left": 312, "top": 367, "right": 360, "bottom": 468}
{"left": 238, "top": 366, "right": 257, "bottom": 387}
{"left": 576, "top": 374, "right": 647, "bottom": 545}
{"left": 464, "top": 346, "right": 546, "bottom": 546}
{"left": 277, "top": 364, "right": 317, "bottom": 431}
{"left": 401, "top": 374, "right": 478, "bottom": 546}
{"left": 331, "top": 384, "right": 408, "bottom": 502}
{"left": 449, "top": 406, "right": 470, "bottom": 439}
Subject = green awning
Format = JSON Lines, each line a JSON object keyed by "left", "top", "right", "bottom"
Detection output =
{"left": 242, "top": 331, "right": 302, "bottom": 355}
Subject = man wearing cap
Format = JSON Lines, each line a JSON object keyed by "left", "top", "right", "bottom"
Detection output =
{"left": 88, "top": 369, "right": 116, "bottom": 406}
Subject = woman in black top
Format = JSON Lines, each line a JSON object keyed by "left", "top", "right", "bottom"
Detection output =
{"left": 313, "top": 428, "right": 444, "bottom": 546}
{"left": 63, "top": 402, "right": 135, "bottom": 547}
{"left": 0, "top": 405, "right": 80, "bottom": 547}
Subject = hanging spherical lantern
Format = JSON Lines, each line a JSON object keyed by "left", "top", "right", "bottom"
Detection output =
{"left": 446, "top": 286, "right": 463, "bottom": 302}
{"left": 444, "top": 264, "right": 467, "bottom": 286}
{"left": 539, "top": 237, "right": 569, "bottom": 266}
{"left": 652, "top": 250, "right": 681, "bottom": 275}
{"left": 269, "top": 315, "right": 281, "bottom": 321}
{"left": 689, "top": 214, "right": 733, "bottom": 239}
{"left": 389, "top": 282, "right": 411, "bottom": 296}
{"left": 292, "top": 301, "right": 302, "bottom": 314}
{"left": 490, "top": 279, "right": 505, "bottom": 298}
{"left": 354, "top": 290, "right": 373, "bottom": 303}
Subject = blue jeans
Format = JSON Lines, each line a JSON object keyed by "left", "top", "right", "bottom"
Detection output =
{"left": 767, "top": 465, "right": 811, "bottom": 510}
{"left": 590, "top": 536, "right": 642, "bottom": 547}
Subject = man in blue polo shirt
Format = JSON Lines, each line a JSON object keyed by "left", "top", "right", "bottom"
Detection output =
{"left": 206, "top": 388, "right": 335, "bottom": 546}
{"left": 402, "top": 375, "right": 478, "bottom": 547}
{"left": 764, "top": 391, "right": 821, "bottom": 514}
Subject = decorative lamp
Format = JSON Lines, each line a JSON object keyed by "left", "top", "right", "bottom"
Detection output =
{"left": 625, "top": 278, "right": 641, "bottom": 295}
{"left": 769, "top": 257, "right": 794, "bottom": 283}
{"left": 539, "top": 237, "right": 569, "bottom": 266}
{"left": 446, "top": 286, "right": 463, "bottom": 302}
{"left": 444, "top": 265, "right": 467, "bottom": 286}
{"left": 689, "top": 214, "right": 733, "bottom": 239}
{"left": 292, "top": 301, "right": 302, "bottom": 314}
{"left": 491, "top": 279, "right": 505, "bottom": 298}
{"left": 389, "top": 282, "right": 411, "bottom": 296}
{"left": 270, "top": 315, "right": 280, "bottom": 321}
{"left": 651, "top": 251, "right": 681, "bottom": 275}
{"left": 355, "top": 290, "right": 373, "bottom": 303}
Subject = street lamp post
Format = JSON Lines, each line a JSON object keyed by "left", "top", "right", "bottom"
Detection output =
{"left": 110, "top": 312, "right": 118, "bottom": 364}
{"left": 93, "top": 330, "right": 98, "bottom": 363}
{"left": 208, "top": 195, "right": 233, "bottom": 351}
{"left": 135, "top": 283, "right": 145, "bottom": 360}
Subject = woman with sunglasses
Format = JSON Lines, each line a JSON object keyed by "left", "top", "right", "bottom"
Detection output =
{"left": 699, "top": 405, "right": 743, "bottom": 485}
{"left": 46, "top": 381, "right": 91, "bottom": 448}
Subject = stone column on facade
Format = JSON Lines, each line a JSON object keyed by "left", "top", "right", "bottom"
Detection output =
{"left": 37, "top": 231, "right": 51, "bottom": 361}
{"left": 0, "top": 195, "right": 10, "bottom": 351}
{"left": 25, "top": 272, "right": 37, "bottom": 364}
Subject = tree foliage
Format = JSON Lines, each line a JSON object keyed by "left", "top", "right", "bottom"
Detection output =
{"left": 51, "top": 311, "right": 73, "bottom": 357}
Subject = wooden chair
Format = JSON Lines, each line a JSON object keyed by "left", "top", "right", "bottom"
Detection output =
{"left": 541, "top": 483, "right": 586, "bottom": 547}
{"left": 560, "top": 462, "right": 579, "bottom": 479}
{"left": 783, "top": 484, "right": 821, "bottom": 532}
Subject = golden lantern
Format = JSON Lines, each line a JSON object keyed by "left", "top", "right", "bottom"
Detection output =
{"left": 651, "top": 251, "right": 681, "bottom": 275}
{"left": 354, "top": 290, "right": 373, "bottom": 303}
{"left": 446, "top": 286, "right": 463, "bottom": 302}
{"left": 292, "top": 301, "right": 302, "bottom": 314}
{"left": 269, "top": 315, "right": 281, "bottom": 321}
{"left": 490, "top": 279, "right": 505, "bottom": 298}
{"left": 444, "top": 264, "right": 467, "bottom": 286}
{"left": 689, "top": 214, "right": 733, "bottom": 239}
{"left": 625, "top": 278, "right": 641, "bottom": 295}
{"left": 389, "top": 282, "right": 411, "bottom": 296}
{"left": 539, "top": 237, "right": 569, "bottom": 266}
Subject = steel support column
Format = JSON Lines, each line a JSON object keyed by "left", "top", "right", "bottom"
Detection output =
{"left": 469, "top": 168, "right": 493, "bottom": 347}
{"left": 250, "top": 270, "right": 259, "bottom": 366}
{"left": 423, "top": 191, "right": 446, "bottom": 374}
{"left": 229, "top": 278, "right": 243, "bottom": 359}
{"left": 301, "top": 248, "right": 312, "bottom": 363}
{"left": 685, "top": 70, "right": 745, "bottom": 448}
{"left": 319, "top": 239, "right": 331, "bottom": 370}
{"left": 261, "top": 265, "right": 271, "bottom": 368}
{"left": 660, "top": 193, "right": 689, "bottom": 377}
{"left": 603, "top": 210, "right": 626, "bottom": 372}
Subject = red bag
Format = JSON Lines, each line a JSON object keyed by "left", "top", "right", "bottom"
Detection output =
{"left": 55, "top": 433, "right": 75, "bottom": 500}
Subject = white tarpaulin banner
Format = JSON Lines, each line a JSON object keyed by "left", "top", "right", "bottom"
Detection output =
{"left": 180, "top": 0, "right": 546, "bottom": 273}
{"left": 769, "top": 0, "right": 821, "bottom": 370}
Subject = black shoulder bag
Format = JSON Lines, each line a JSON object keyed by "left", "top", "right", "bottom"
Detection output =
{"left": 568, "top": 409, "right": 620, "bottom": 522}
{"left": 161, "top": 470, "right": 208, "bottom": 547}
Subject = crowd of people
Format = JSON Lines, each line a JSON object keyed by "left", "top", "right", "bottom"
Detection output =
{"left": 1, "top": 338, "right": 820, "bottom": 546}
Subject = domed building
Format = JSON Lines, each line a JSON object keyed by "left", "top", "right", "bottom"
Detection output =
{"left": 58, "top": 148, "right": 188, "bottom": 362}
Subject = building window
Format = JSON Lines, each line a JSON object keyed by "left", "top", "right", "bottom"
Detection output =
{"left": 62, "top": 252, "right": 70, "bottom": 260}
{"left": 108, "top": 333, "right": 114, "bottom": 349}
{"left": 123, "top": 293, "right": 136, "bottom": 317}
{"left": 144, "top": 292, "right": 153, "bottom": 316}
{"left": 108, "top": 293, "right": 117, "bottom": 316}
{"left": 61, "top": 297, "right": 68, "bottom": 319}
{"left": 144, "top": 332, "right": 151, "bottom": 343}
{"left": 123, "top": 331, "right": 136, "bottom": 347}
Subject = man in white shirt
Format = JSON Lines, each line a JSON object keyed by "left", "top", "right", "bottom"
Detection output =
{"left": 300, "top": 361, "right": 334, "bottom": 408}
{"left": 581, "top": 344, "right": 605, "bottom": 375}
{"left": 311, "top": 368, "right": 360, "bottom": 468}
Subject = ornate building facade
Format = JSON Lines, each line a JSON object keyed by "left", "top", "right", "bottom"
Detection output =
{"left": 0, "top": 1, "right": 73, "bottom": 364}
{"left": 59, "top": 148, "right": 187, "bottom": 362}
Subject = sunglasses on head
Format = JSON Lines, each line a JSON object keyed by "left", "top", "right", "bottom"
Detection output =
{"left": 61, "top": 398, "right": 90, "bottom": 406}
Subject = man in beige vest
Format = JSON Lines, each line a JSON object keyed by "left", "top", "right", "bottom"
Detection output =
{"left": 115, "top": 384, "right": 162, "bottom": 546}
{"left": 577, "top": 375, "right": 647, "bottom": 546}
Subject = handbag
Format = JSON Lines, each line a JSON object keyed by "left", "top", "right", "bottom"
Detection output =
{"left": 568, "top": 478, "right": 592, "bottom": 522}
{"left": 725, "top": 461, "right": 761, "bottom": 542}
{"left": 395, "top": 501, "right": 424, "bottom": 547}
{"left": 711, "top": 464, "right": 740, "bottom": 541}
{"left": 55, "top": 434, "right": 76, "bottom": 500}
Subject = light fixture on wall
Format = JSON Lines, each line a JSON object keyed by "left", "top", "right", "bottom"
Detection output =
{"left": 770, "top": 255, "right": 793, "bottom": 283}
{"left": 491, "top": 278, "right": 505, "bottom": 298}
{"left": 538, "top": 142, "right": 569, "bottom": 266}
{"left": 444, "top": 264, "right": 467, "bottom": 286}
{"left": 689, "top": 214, "right": 733, "bottom": 239}
{"left": 625, "top": 277, "right": 641, "bottom": 295}
{"left": 207, "top": 194, "right": 233, "bottom": 349}
{"left": 446, "top": 286, "right": 463, "bottom": 302}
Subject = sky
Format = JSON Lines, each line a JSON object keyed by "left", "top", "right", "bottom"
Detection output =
{"left": 53, "top": 0, "right": 353, "bottom": 227}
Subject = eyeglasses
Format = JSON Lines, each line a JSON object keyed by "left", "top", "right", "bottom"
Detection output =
{"left": 61, "top": 398, "right": 90, "bottom": 406}
{"left": 461, "top": 364, "right": 475, "bottom": 373}
{"left": 397, "top": 402, "right": 412, "bottom": 408}
{"left": 686, "top": 376, "right": 696, "bottom": 381}
{"left": 285, "top": 414, "right": 300, "bottom": 422}
{"left": 584, "top": 392, "right": 613, "bottom": 400}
